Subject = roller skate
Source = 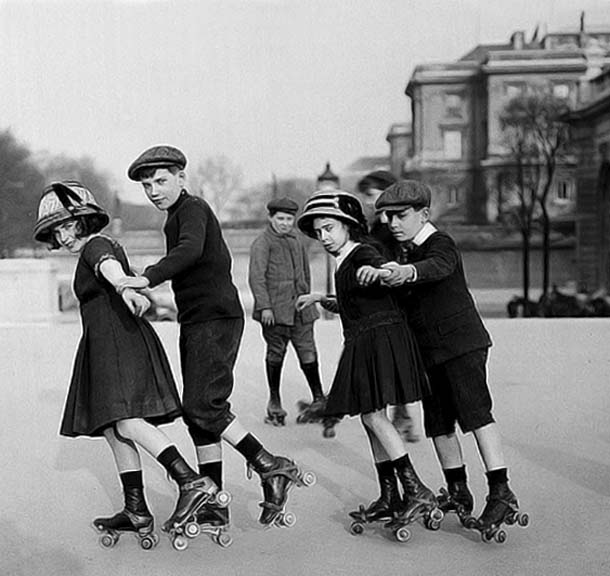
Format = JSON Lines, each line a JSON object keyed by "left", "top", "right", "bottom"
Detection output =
{"left": 92, "top": 486, "right": 158, "bottom": 550}
{"left": 93, "top": 508, "right": 158, "bottom": 550}
{"left": 437, "top": 480, "right": 476, "bottom": 528}
{"left": 296, "top": 397, "right": 338, "bottom": 438}
{"left": 162, "top": 475, "right": 231, "bottom": 551}
{"left": 183, "top": 502, "right": 233, "bottom": 548}
{"left": 349, "top": 470, "right": 403, "bottom": 541}
{"left": 473, "top": 482, "right": 529, "bottom": 544}
{"left": 264, "top": 399, "right": 287, "bottom": 427}
{"left": 248, "top": 449, "right": 316, "bottom": 527}
{"left": 385, "top": 455, "right": 444, "bottom": 542}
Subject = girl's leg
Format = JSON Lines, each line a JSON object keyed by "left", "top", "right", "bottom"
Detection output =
{"left": 95, "top": 427, "right": 153, "bottom": 537}
{"left": 114, "top": 419, "right": 219, "bottom": 531}
{"left": 358, "top": 421, "right": 400, "bottom": 520}
{"left": 432, "top": 433, "right": 465, "bottom": 469}
{"left": 361, "top": 409, "right": 437, "bottom": 515}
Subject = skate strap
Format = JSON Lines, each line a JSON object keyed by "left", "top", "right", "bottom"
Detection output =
{"left": 257, "top": 465, "right": 300, "bottom": 482}
{"left": 259, "top": 501, "right": 284, "bottom": 512}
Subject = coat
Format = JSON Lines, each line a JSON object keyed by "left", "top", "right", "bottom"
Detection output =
{"left": 394, "top": 230, "right": 492, "bottom": 368}
{"left": 248, "top": 225, "right": 319, "bottom": 325}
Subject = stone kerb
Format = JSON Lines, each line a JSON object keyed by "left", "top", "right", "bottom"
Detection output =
{"left": 0, "top": 259, "right": 59, "bottom": 323}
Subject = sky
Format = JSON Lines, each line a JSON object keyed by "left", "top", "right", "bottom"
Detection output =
{"left": 1, "top": 0, "right": 608, "bottom": 203}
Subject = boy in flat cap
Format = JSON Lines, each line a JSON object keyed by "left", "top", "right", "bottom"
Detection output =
{"left": 123, "top": 145, "right": 315, "bottom": 531}
{"left": 359, "top": 179, "right": 527, "bottom": 541}
{"left": 248, "top": 197, "right": 331, "bottom": 434}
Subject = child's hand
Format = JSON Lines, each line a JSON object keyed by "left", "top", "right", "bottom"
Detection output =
{"left": 296, "top": 293, "right": 322, "bottom": 311}
{"left": 356, "top": 265, "right": 390, "bottom": 286}
{"left": 121, "top": 290, "right": 151, "bottom": 317}
{"left": 117, "top": 275, "right": 150, "bottom": 293}
{"left": 380, "top": 262, "right": 415, "bottom": 286}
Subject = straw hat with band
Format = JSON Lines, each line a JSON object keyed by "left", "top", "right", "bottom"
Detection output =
{"left": 34, "top": 181, "right": 109, "bottom": 249}
{"left": 297, "top": 190, "right": 367, "bottom": 239}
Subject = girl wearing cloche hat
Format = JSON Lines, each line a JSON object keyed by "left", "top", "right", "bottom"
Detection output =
{"left": 34, "top": 181, "right": 229, "bottom": 550}
{"left": 295, "top": 189, "right": 442, "bottom": 541}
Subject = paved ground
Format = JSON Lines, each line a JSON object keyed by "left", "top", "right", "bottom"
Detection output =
{"left": 1, "top": 317, "right": 609, "bottom": 576}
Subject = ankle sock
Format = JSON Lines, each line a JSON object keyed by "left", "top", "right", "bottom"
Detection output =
{"left": 443, "top": 466, "right": 467, "bottom": 484}
{"left": 486, "top": 467, "right": 508, "bottom": 487}
{"left": 235, "top": 434, "right": 264, "bottom": 461}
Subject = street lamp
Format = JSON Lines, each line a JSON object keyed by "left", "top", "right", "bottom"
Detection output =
{"left": 316, "top": 162, "right": 340, "bottom": 319}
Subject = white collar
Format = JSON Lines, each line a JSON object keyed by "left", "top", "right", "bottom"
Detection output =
{"left": 335, "top": 240, "right": 359, "bottom": 269}
{"left": 412, "top": 222, "right": 437, "bottom": 246}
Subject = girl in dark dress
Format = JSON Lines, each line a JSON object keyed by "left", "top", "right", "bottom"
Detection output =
{"left": 34, "top": 181, "right": 224, "bottom": 549}
{"left": 296, "top": 190, "right": 441, "bottom": 531}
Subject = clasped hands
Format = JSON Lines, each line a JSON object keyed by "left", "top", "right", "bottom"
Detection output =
{"left": 116, "top": 275, "right": 151, "bottom": 318}
{"left": 356, "top": 262, "right": 414, "bottom": 287}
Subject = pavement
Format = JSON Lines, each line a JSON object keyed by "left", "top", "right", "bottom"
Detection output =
{"left": 1, "top": 317, "right": 609, "bottom": 576}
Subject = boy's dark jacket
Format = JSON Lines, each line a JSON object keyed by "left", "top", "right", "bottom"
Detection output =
{"left": 394, "top": 229, "right": 492, "bottom": 368}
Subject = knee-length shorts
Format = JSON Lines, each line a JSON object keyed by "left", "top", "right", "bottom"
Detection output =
{"left": 179, "top": 317, "right": 244, "bottom": 441}
{"left": 262, "top": 316, "right": 317, "bottom": 366}
{"left": 422, "top": 348, "right": 495, "bottom": 437}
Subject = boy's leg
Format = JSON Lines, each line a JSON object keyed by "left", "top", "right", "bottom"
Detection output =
{"left": 262, "top": 324, "right": 289, "bottom": 422}
{"left": 291, "top": 319, "right": 324, "bottom": 404}
{"left": 473, "top": 422, "right": 505, "bottom": 471}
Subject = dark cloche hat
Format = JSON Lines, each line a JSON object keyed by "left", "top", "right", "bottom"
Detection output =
{"left": 375, "top": 179, "right": 431, "bottom": 212}
{"left": 34, "top": 180, "right": 109, "bottom": 248}
{"left": 127, "top": 145, "right": 187, "bottom": 181}
{"left": 357, "top": 170, "right": 397, "bottom": 194}
{"left": 267, "top": 197, "right": 299, "bottom": 215}
{"left": 297, "top": 189, "right": 367, "bottom": 239}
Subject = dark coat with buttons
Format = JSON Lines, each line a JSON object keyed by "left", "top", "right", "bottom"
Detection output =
{"left": 393, "top": 230, "right": 492, "bottom": 368}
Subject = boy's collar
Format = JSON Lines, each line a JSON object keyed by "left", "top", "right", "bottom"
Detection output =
{"left": 412, "top": 222, "right": 437, "bottom": 246}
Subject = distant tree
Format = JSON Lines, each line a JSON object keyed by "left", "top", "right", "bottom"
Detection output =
{"left": 500, "top": 89, "right": 570, "bottom": 311}
{"left": 0, "top": 129, "right": 46, "bottom": 257}
{"left": 36, "top": 153, "right": 116, "bottom": 214}
{"left": 190, "top": 155, "right": 243, "bottom": 219}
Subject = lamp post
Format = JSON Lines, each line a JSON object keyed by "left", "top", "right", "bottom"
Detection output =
{"left": 316, "top": 162, "right": 340, "bottom": 319}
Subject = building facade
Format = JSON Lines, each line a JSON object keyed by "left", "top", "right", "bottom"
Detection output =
{"left": 564, "top": 66, "right": 610, "bottom": 291}
{"left": 404, "top": 22, "right": 610, "bottom": 225}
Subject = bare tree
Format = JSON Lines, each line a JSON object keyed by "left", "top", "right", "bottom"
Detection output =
{"left": 500, "top": 90, "right": 570, "bottom": 312}
{"left": 190, "top": 155, "right": 243, "bottom": 219}
{"left": 0, "top": 129, "right": 45, "bottom": 256}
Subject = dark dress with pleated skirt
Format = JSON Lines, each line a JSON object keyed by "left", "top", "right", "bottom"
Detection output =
{"left": 60, "top": 235, "right": 182, "bottom": 438}
{"left": 324, "top": 243, "right": 428, "bottom": 418}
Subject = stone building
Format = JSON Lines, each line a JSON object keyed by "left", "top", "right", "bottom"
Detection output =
{"left": 564, "top": 66, "right": 610, "bottom": 291}
{"left": 404, "top": 20, "right": 610, "bottom": 225}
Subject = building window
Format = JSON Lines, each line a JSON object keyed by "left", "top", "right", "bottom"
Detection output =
{"left": 552, "top": 83, "right": 570, "bottom": 100}
{"left": 443, "top": 130, "right": 462, "bottom": 159}
{"left": 445, "top": 93, "right": 462, "bottom": 117}
{"left": 505, "top": 82, "right": 525, "bottom": 99}
{"left": 554, "top": 179, "right": 574, "bottom": 203}
{"left": 448, "top": 186, "right": 461, "bottom": 206}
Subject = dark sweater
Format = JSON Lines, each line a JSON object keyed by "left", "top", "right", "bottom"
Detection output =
{"left": 143, "top": 191, "right": 243, "bottom": 324}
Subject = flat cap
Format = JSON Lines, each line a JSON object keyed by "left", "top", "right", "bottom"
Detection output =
{"left": 267, "top": 197, "right": 299, "bottom": 215}
{"left": 128, "top": 145, "right": 187, "bottom": 181}
{"left": 375, "top": 179, "right": 431, "bottom": 212}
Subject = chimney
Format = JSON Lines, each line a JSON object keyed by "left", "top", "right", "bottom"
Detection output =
{"left": 510, "top": 30, "right": 525, "bottom": 50}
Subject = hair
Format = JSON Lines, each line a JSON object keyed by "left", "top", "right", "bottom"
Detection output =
{"left": 268, "top": 208, "right": 296, "bottom": 217}
{"left": 136, "top": 164, "right": 181, "bottom": 180}
{"left": 49, "top": 215, "right": 105, "bottom": 249}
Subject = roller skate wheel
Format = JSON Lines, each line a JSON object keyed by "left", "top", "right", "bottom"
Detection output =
{"left": 425, "top": 518, "right": 441, "bottom": 531}
{"left": 462, "top": 516, "right": 477, "bottom": 529}
{"left": 481, "top": 531, "right": 493, "bottom": 543}
{"left": 429, "top": 508, "right": 444, "bottom": 523}
{"left": 99, "top": 533, "right": 118, "bottom": 549}
{"left": 323, "top": 426, "right": 336, "bottom": 438}
{"left": 185, "top": 521, "right": 201, "bottom": 538}
{"left": 172, "top": 535, "right": 189, "bottom": 551}
{"left": 301, "top": 471, "right": 317, "bottom": 487}
{"left": 494, "top": 530, "right": 507, "bottom": 544}
{"left": 139, "top": 534, "right": 157, "bottom": 550}
{"left": 349, "top": 522, "right": 365, "bottom": 536}
{"left": 518, "top": 513, "right": 529, "bottom": 527}
{"left": 395, "top": 527, "right": 412, "bottom": 543}
{"left": 217, "top": 532, "right": 233, "bottom": 548}
{"left": 280, "top": 512, "right": 297, "bottom": 527}
{"left": 215, "top": 490, "right": 232, "bottom": 507}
